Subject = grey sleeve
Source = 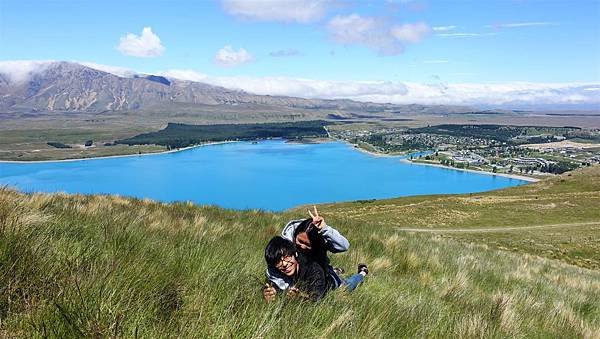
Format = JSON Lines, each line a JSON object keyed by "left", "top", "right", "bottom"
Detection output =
{"left": 318, "top": 224, "right": 350, "bottom": 253}
{"left": 266, "top": 267, "right": 290, "bottom": 291}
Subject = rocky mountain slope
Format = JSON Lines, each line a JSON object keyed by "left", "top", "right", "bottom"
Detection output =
{"left": 0, "top": 61, "right": 471, "bottom": 114}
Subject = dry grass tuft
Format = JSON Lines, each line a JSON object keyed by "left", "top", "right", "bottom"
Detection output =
{"left": 26, "top": 193, "right": 56, "bottom": 209}
{"left": 440, "top": 271, "right": 470, "bottom": 301}
{"left": 547, "top": 301, "right": 594, "bottom": 337}
{"left": 456, "top": 313, "right": 488, "bottom": 338}
{"left": 382, "top": 233, "right": 404, "bottom": 249}
{"left": 16, "top": 211, "right": 52, "bottom": 228}
{"left": 545, "top": 272, "right": 600, "bottom": 292}
{"left": 491, "top": 291, "right": 520, "bottom": 334}
{"left": 509, "top": 261, "right": 535, "bottom": 282}
{"left": 419, "top": 271, "right": 434, "bottom": 286}
{"left": 0, "top": 190, "right": 52, "bottom": 231}
{"left": 372, "top": 257, "right": 392, "bottom": 271}
{"left": 191, "top": 214, "right": 207, "bottom": 228}
{"left": 404, "top": 251, "right": 422, "bottom": 271}
{"left": 426, "top": 252, "right": 442, "bottom": 270}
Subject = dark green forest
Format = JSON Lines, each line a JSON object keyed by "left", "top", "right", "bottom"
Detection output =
{"left": 117, "top": 121, "right": 330, "bottom": 148}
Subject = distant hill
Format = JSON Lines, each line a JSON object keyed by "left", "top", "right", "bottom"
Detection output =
{"left": 0, "top": 61, "right": 473, "bottom": 115}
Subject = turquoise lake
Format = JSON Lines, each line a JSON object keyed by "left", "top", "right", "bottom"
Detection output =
{"left": 0, "top": 140, "right": 529, "bottom": 211}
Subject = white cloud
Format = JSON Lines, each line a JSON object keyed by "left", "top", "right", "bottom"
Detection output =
{"left": 77, "top": 61, "right": 138, "bottom": 77}
{"left": 222, "top": 0, "right": 327, "bottom": 23}
{"left": 159, "top": 70, "right": 598, "bottom": 107}
{"left": 327, "top": 14, "right": 397, "bottom": 55}
{"left": 380, "top": 82, "right": 600, "bottom": 106}
{"left": 2, "top": 60, "right": 598, "bottom": 108}
{"left": 159, "top": 69, "right": 208, "bottom": 82}
{"left": 214, "top": 45, "right": 254, "bottom": 67}
{"left": 0, "top": 60, "right": 54, "bottom": 83}
{"left": 432, "top": 25, "right": 456, "bottom": 32}
{"left": 117, "top": 27, "right": 165, "bottom": 57}
{"left": 0, "top": 60, "right": 142, "bottom": 83}
{"left": 390, "top": 22, "right": 431, "bottom": 43}
{"left": 327, "top": 15, "right": 431, "bottom": 55}
{"left": 197, "top": 76, "right": 410, "bottom": 99}
{"left": 327, "top": 14, "right": 377, "bottom": 44}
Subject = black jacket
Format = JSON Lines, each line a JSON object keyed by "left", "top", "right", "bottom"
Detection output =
{"left": 294, "top": 253, "right": 332, "bottom": 301}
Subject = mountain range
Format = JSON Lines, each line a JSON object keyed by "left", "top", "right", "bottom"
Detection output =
{"left": 0, "top": 61, "right": 472, "bottom": 115}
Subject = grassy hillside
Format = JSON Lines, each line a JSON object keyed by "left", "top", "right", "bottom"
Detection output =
{"left": 320, "top": 166, "right": 600, "bottom": 270}
{"left": 1, "top": 168, "right": 599, "bottom": 337}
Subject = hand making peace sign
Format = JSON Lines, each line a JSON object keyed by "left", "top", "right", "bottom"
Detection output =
{"left": 307, "top": 205, "right": 325, "bottom": 230}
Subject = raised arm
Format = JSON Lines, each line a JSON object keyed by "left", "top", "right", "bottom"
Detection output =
{"left": 281, "top": 207, "right": 351, "bottom": 253}
{"left": 318, "top": 223, "right": 350, "bottom": 253}
{"left": 309, "top": 206, "right": 350, "bottom": 253}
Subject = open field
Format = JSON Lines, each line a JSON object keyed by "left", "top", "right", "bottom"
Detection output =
{"left": 318, "top": 166, "right": 600, "bottom": 270}
{"left": 1, "top": 165, "right": 599, "bottom": 337}
{"left": 436, "top": 223, "right": 600, "bottom": 270}
{"left": 0, "top": 124, "right": 167, "bottom": 161}
{"left": 0, "top": 106, "right": 334, "bottom": 160}
{"left": 524, "top": 140, "right": 600, "bottom": 150}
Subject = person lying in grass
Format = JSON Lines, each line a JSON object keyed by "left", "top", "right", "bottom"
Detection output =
{"left": 266, "top": 206, "right": 350, "bottom": 292}
{"left": 263, "top": 236, "right": 368, "bottom": 302}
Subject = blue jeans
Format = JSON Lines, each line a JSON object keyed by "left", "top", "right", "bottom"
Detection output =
{"left": 342, "top": 273, "right": 364, "bottom": 292}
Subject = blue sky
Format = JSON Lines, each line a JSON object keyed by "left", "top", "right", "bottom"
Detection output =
{"left": 1, "top": 0, "right": 599, "bottom": 106}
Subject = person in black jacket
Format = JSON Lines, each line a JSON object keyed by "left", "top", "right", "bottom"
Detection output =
{"left": 263, "top": 236, "right": 368, "bottom": 302}
{"left": 264, "top": 236, "right": 330, "bottom": 301}
{"left": 266, "top": 208, "right": 350, "bottom": 292}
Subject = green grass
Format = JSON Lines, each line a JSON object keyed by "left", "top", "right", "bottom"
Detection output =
{"left": 322, "top": 166, "right": 600, "bottom": 269}
{"left": 440, "top": 224, "right": 600, "bottom": 270}
{"left": 1, "top": 168, "right": 599, "bottom": 337}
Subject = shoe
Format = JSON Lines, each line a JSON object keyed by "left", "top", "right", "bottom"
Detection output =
{"left": 333, "top": 266, "right": 345, "bottom": 275}
{"left": 358, "top": 263, "right": 369, "bottom": 275}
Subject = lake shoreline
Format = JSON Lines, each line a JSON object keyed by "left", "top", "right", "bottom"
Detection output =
{"left": 399, "top": 159, "right": 540, "bottom": 182}
{"left": 0, "top": 141, "right": 237, "bottom": 164}
{"left": 0, "top": 139, "right": 536, "bottom": 211}
{"left": 336, "top": 138, "right": 539, "bottom": 182}
{"left": 338, "top": 140, "right": 407, "bottom": 158}
{"left": 1, "top": 138, "right": 540, "bottom": 183}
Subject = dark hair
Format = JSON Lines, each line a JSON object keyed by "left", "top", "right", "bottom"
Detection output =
{"left": 292, "top": 218, "right": 327, "bottom": 262}
{"left": 292, "top": 218, "right": 314, "bottom": 240}
{"left": 265, "top": 236, "right": 296, "bottom": 268}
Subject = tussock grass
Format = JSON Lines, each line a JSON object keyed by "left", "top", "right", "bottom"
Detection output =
{"left": 1, "top": 167, "right": 600, "bottom": 337}
{"left": 322, "top": 166, "right": 600, "bottom": 269}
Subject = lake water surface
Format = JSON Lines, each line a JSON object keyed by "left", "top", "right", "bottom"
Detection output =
{"left": 0, "top": 140, "right": 528, "bottom": 211}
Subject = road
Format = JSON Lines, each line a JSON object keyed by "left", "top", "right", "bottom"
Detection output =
{"left": 394, "top": 221, "right": 600, "bottom": 233}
